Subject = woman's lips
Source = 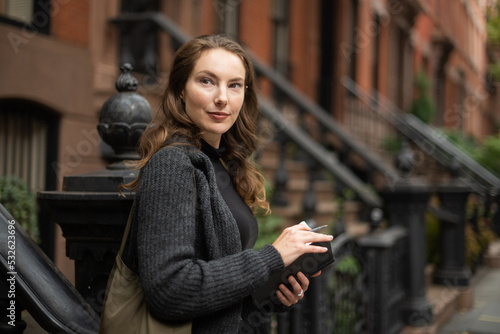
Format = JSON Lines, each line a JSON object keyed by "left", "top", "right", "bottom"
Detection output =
{"left": 207, "top": 112, "right": 229, "bottom": 120}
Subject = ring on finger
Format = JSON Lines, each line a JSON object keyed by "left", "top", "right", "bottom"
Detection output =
{"left": 297, "top": 289, "right": 303, "bottom": 297}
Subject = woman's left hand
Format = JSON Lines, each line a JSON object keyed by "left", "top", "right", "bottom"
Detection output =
{"left": 275, "top": 271, "right": 321, "bottom": 306}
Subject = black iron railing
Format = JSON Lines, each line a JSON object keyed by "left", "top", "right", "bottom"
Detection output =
{"left": 276, "top": 226, "right": 408, "bottom": 334}
{"left": 341, "top": 76, "right": 500, "bottom": 197}
{"left": 259, "top": 98, "right": 381, "bottom": 209}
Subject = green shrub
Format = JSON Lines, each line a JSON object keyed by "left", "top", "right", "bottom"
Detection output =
{"left": 489, "top": 63, "right": 500, "bottom": 82}
{"left": 0, "top": 176, "right": 39, "bottom": 243}
{"left": 465, "top": 222, "right": 482, "bottom": 272}
{"left": 253, "top": 211, "right": 283, "bottom": 250}
{"left": 442, "top": 131, "right": 500, "bottom": 177}
{"left": 336, "top": 254, "right": 362, "bottom": 277}
{"left": 382, "top": 134, "right": 402, "bottom": 156}
{"left": 410, "top": 69, "right": 436, "bottom": 124}
{"left": 328, "top": 255, "right": 362, "bottom": 333}
{"left": 442, "top": 129, "right": 478, "bottom": 157}
{"left": 476, "top": 136, "right": 500, "bottom": 177}
{"left": 253, "top": 183, "right": 284, "bottom": 250}
{"left": 425, "top": 210, "right": 441, "bottom": 267}
{"left": 487, "top": 4, "right": 500, "bottom": 46}
{"left": 427, "top": 195, "right": 499, "bottom": 272}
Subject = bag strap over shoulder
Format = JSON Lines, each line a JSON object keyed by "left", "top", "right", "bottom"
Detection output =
{"left": 118, "top": 205, "right": 134, "bottom": 258}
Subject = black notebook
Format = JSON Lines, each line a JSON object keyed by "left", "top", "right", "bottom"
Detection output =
{"left": 251, "top": 239, "right": 335, "bottom": 304}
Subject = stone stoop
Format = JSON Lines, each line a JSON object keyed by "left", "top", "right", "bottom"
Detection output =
{"left": 258, "top": 141, "right": 337, "bottom": 227}
{"left": 400, "top": 265, "right": 474, "bottom": 334}
{"left": 257, "top": 140, "right": 367, "bottom": 228}
{"left": 400, "top": 240, "right": 500, "bottom": 334}
{"left": 484, "top": 240, "right": 500, "bottom": 268}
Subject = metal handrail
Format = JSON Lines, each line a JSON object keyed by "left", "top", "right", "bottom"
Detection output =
{"left": 249, "top": 53, "right": 399, "bottom": 186}
{"left": 260, "top": 98, "right": 382, "bottom": 208}
{"left": 341, "top": 76, "right": 500, "bottom": 196}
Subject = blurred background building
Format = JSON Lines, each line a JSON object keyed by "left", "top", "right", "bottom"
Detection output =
{"left": 1, "top": 0, "right": 499, "bottom": 312}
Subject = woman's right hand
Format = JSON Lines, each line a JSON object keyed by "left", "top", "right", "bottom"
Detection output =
{"left": 272, "top": 222, "right": 334, "bottom": 267}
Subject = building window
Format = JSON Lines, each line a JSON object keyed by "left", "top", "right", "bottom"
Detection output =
{"left": 119, "top": 0, "right": 160, "bottom": 76}
{"left": 0, "top": 0, "right": 33, "bottom": 23}
{"left": 0, "top": 99, "right": 59, "bottom": 259}
{"left": 349, "top": 0, "right": 359, "bottom": 82}
{"left": 218, "top": 0, "right": 239, "bottom": 39}
{"left": 372, "top": 14, "right": 381, "bottom": 96}
{"left": 272, "top": 0, "right": 289, "bottom": 76}
{"left": 458, "top": 71, "right": 466, "bottom": 132}
{"left": 0, "top": 99, "right": 58, "bottom": 192}
{"left": 0, "top": 0, "right": 50, "bottom": 34}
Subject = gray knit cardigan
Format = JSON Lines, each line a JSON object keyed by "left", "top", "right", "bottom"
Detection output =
{"left": 123, "top": 144, "right": 286, "bottom": 333}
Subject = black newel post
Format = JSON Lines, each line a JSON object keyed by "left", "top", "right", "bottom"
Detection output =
{"left": 38, "top": 64, "right": 152, "bottom": 314}
{"left": 434, "top": 181, "right": 471, "bottom": 286}
{"left": 272, "top": 131, "right": 289, "bottom": 207}
{"left": 381, "top": 140, "right": 433, "bottom": 326}
{"left": 358, "top": 226, "right": 407, "bottom": 334}
{"left": 382, "top": 180, "right": 433, "bottom": 326}
{"left": 493, "top": 194, "right": 500, "bottom": 238}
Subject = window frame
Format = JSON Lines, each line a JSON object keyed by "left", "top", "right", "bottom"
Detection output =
{"left": 0, "top": 0, "right": 50, "bottom": 35}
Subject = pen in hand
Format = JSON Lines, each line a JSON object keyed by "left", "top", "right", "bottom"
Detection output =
{"left": 308, "top": 224, "right": 328, "bottom": 233}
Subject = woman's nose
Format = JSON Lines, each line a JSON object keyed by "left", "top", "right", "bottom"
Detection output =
{"left": 214, "top": 87, "right": 228, "bottom": 106}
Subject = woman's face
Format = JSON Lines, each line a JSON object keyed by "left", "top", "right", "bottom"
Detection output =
{"left": 182, "top": 48, "right": 246, "bottom": 148}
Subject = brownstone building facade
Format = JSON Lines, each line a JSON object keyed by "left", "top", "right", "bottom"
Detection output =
{"left": 1, "top": 0, "right": 498, "bottom": 282}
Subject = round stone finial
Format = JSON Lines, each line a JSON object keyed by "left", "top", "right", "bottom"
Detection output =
{"left": 97, "top": 64, "right": 152, "bottom": 168}
{"left": 115, "top": 63, "right": 138, "bottom": 92}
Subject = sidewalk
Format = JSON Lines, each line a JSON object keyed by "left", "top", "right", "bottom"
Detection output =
{"left": 438, "top": 267, "right": 500, "bottom": 334}
{"left": 23, "top": 311, "right": 47, "bottom": 334}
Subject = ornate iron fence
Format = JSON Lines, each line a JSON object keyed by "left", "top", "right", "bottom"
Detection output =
{"left": 275, "top": 226, "right": 407, "bottom": 334}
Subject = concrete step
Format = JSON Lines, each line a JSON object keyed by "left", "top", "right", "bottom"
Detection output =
{"left": 401, "top": 265, "right": 476, "bottom": 334}
{"left": 484, "top": 240, "right": 500, "bottom": 268}
{"left": 258, "top": 138, "right": 365, "bottom": 235}
{"left": 402, "top": 239, "right": 500, "bottom": 334}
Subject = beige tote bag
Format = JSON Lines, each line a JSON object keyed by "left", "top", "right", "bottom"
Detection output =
{"left": 99, "top": 209, "right": 192, "bottom": 334}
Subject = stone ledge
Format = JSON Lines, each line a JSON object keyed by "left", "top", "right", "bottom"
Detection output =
{"left": 401, "top": 264, "right": 475, "bottom": 334}
{"left": 484, "top": 240, "right": 500, "bottom": 268}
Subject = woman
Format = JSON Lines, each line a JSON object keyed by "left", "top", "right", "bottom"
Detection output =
{"left": 120, "top": 34, "right": 333, "bottom": 333}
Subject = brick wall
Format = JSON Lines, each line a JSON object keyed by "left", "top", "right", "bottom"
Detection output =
{"left": 51, "top": 0, "right": 89, "bottom": 47}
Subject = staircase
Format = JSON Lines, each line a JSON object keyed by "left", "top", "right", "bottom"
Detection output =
{"left": 257, "top": 139, "right": 369, "bottom": 235}
{"left": 258, "top": 141, "right": 336, "bottom": 224}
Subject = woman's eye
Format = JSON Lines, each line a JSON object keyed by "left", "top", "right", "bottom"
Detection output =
{"left": 229, "top": 83, "right": 243, "bottom": 89}
{"left": 200, "top": 78, "right": 213, "bottom": 85}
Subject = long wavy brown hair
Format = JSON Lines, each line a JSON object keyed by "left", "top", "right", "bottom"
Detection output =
{"left": 121, "top": 34, "right": 269, "bottom": 213}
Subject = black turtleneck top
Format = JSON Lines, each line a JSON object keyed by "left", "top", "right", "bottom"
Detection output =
{"left": 201, "top": 141, "right": 259, "bottom": 250}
